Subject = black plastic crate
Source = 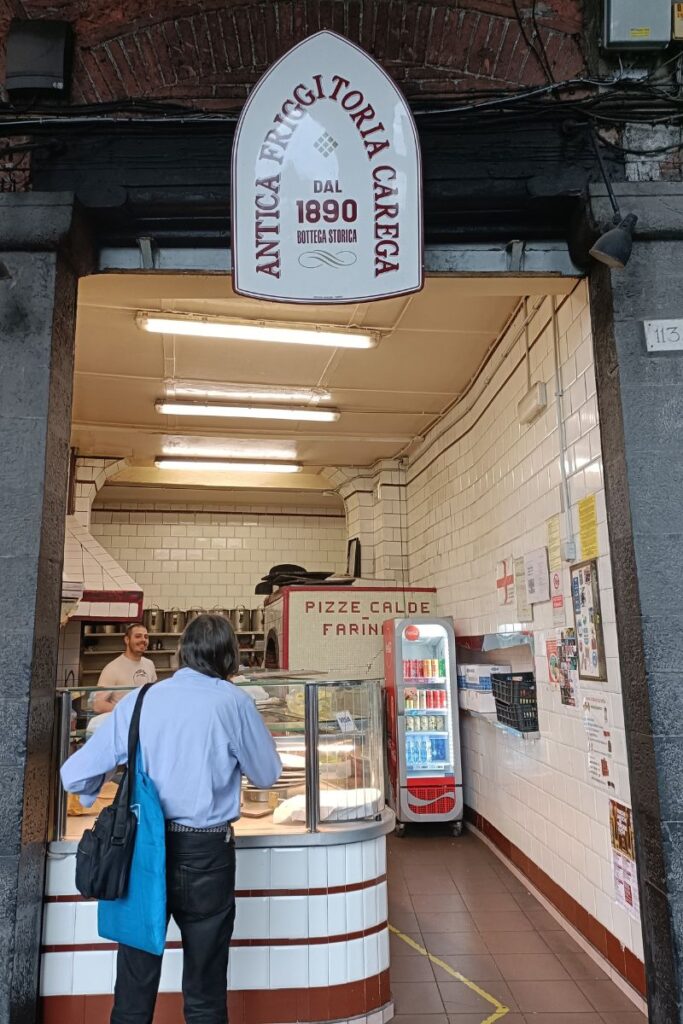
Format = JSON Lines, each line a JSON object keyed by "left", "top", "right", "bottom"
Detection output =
{"left": 491, "top": 672, "right": 536, "bottom": 705}
{"left": 494, "top": 699, "right": 539, "bottom": 732}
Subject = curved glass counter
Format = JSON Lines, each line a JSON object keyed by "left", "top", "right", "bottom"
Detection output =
{"left": 54, "top": 674, "right": 385, "bottom": 842}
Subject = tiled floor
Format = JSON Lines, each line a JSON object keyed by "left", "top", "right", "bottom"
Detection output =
{"left": 387, "top": 829, "right": 647, "bottom": 1024}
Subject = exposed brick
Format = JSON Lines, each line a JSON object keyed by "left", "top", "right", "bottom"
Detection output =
{"left": 345, "top": 0, "right": 362, "bottom": 40}
{"left": 425, "top": 5, "right": 448, "bottom": 65}
{"left": 232, "top": 6, "right": 254, "bottom": 67}
{"left": 148, "top": 22, "right": 179, "bottom": 86}
{"left": 216, "top": 8, "right": 242, "bottom": 69}
{"left": 192, "top": 13, "right": 218, "bottom": 78}
{"left": 0, "top": 0, "right": 588, "bottom": 109}
{"left": 107, "top": 38, "right": 142, "bottom": 95}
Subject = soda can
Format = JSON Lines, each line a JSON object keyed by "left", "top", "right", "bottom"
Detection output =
{"left": 439, "top": 690, "right": 447, "bottom": 708}
{"left": 428, "top": 716, "right": 437, "bottom": 730}
{"left": 418, "top": 689, "right": 427, "bottom": 710}
{"left": 406, "top": 716, "right": 414, "bottom": 731}
{"left": 403, "top": 659, "right": 411, "bottom": 678}
{"left": 420, "top": 716, "right": 430, "bottom": 731}
{"left": 425, "top": 689, "right": 432, "bottom": 709}
{"left": 438, "top": 658, "right": 446, "bottom": 678}
{"left": 431, "top": 659, "right": 439, "bottom": 678}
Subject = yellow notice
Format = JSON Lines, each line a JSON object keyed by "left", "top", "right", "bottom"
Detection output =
{"left": 579, "top": 494, "right": 599, "bottom": 560}
{"left": 547, "top": 514, "right": 562, "bottom": 571}
{"left": 629, "top": 27, "right": 651, "bottom": 38}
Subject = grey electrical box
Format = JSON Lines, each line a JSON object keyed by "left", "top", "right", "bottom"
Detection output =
{"left": 604, "top": 0, "right": 671, "bottom": 48}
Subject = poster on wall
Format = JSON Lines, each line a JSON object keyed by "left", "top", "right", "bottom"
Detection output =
{"left": 546, "top": 628, "right": 579, "bottom": 706}
{"left": 578, "top": 494, "right": 599, "bottom": 560}
{"left": 525, "top": 547, "right": 550, "bottom": 605}
{"left": 609, "top": 800, "right": 640, "bottom": 919}
{"left": 231, "top": 31, "right": 422, "bottom": 303}
{"left": 514, "top": 556, "right": 533, "bottom": 622}
{"left": 582, "top": 690, "right": 615, "bottom": 790}
{"left": 570, "top": 559, "right": 607, "bottom": 681}
{"left": 558, "top": 628, "right": 579, "bottom": 706}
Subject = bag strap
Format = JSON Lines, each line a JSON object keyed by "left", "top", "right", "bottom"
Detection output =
{"left": 111, "top": 683, "right": 154, "bottom": 842}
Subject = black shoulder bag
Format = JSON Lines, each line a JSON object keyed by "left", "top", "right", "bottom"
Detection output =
{"left": 75, "top": 683, "right": 153, "bottom": 901}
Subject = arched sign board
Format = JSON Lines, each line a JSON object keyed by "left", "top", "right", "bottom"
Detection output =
{"left": 231, "top": 31, "right": 423, "bottom": 304}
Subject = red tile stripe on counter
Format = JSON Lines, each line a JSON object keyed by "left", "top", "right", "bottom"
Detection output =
{"left": 42, "top": 920, "right": 388, "bottom": 953}
{"left": 44, "top": 873, "right": 388, "bottom": 902}
{"left": 41, "top": 968, "right": 392, "bottom": 1024}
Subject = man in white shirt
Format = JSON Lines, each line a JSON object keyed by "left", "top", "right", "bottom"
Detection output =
{"left": 90, "top": 623, "right": 157, "bottom": 715}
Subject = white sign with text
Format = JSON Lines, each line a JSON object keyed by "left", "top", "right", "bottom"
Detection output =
{"left": 232, "top": 31, "right": 423, "bottom": 303}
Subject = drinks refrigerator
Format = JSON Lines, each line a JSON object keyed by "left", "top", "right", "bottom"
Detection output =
{"left": 383, "top": 617, "right": 463, "bottom": 836}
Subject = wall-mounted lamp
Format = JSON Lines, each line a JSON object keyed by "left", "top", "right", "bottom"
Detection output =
{"left": 588, "top": 129, "right": 637, "bottom": 270}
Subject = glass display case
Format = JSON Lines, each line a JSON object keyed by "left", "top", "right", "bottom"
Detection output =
{"left": 54, "top": 675, "right": 385, "bottom": 841}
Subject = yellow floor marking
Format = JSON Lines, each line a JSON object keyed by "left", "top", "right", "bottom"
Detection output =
{"left": 389, "top": 924, "right": 509, "bottom": 1024}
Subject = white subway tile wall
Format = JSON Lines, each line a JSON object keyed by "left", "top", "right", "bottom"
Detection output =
{"left": 90, "top": 505, "right": 347, "bottom": 610}
{"left": 405, "top": 281, "right": 642, "bottom": 959}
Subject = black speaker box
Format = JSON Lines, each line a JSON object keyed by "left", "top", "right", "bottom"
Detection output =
{"left": 5, "top": 19, "right": 72, "bottom": 96}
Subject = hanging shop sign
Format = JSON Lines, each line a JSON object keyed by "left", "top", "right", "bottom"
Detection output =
{"left": 231, "top": 31, "right": 423, "bottom": 303}
{"left": 570, "top": 559, "right": 607, "bottom": 681}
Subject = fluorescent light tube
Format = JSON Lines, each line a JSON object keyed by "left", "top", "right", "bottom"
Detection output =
{"left": 137, "top": 313, "right": 376, "bottom": 349}
{"left": 156, "top": 401, "right": 340, "bottom": 423}
{"left": 162, "top": 441, "right": 297, "bottom": 460}
{"left": 168, "top": 382, "right": 332, "bottom": 403}
{"left": 155, "top": 459, "right": 302, "bottom": 474}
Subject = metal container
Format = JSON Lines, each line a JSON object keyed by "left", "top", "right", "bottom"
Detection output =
{"left": 210, "top": 607, "right": 231, "bottom": 621}
{"left": 143, "top": 606, "right": 165, "bottom": 633}
{"left": 185, "top": 607, "right": 205, "bottom": 623}
{"left": 82, "top": 623, "right": 95, "bottom": 635}
{"left": 164, "top": 608, "right": 187, "bottom": 634}
{"left": 251, "top": 607, "right": 265, "bottom": 632}
{"left": 234, "top": 606, "right": 252, "bottom": 633}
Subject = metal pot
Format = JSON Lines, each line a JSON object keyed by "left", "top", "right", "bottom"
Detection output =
{"left": 143, "top": 606, "right": 165, "bottom": 633}
{"left": 185, "top": 607, "right": 206, "bottom": 623}
{"left": 95, "top": 623, "right": 119, "bottom": 635}
{"left": 210, "top": 607, "right": 231, "bottom": 621}
{"left": 83, "top": 623, "right": 95, "bottom": 635}
{"left": 251, "top": 607, "right": 265, "bottom": 632}
{"left": 164, "top": 608, "right": 187, "bottom": 634}
{"left": 234, "top": 607, "right": 252, "bottom": 633}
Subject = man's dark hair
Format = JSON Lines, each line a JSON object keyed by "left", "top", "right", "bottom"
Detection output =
{"left": 179, "top": 614, "right": 239, "bottom": 680}
{"left": 125, "top": 623, "right": 147, "bottom": 639}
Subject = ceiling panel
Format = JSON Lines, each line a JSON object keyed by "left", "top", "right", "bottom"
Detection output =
{"left": 74, "top": 272, "right": 525, "bottom": 498}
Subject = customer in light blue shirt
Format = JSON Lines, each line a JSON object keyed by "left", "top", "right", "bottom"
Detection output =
{"left": 61, "top": 614, "right": 281, "bottom": 1024}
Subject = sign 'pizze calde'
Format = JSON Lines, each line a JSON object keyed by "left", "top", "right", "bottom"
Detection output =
{"left": 231, "top": 31, "right": 423, "bottom": 304}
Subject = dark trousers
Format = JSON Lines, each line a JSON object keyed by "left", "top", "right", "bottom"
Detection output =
{"left": 111, "top": 831, "right": 236, "bottom": 1024}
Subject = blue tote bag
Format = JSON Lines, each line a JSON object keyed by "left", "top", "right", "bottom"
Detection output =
{"left": 98, "top": 723, "right": 167, "bottom": 955}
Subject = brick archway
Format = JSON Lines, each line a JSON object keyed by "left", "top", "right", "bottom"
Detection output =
{"left": 0, "top": 1, "right": 585, "bottom": 106}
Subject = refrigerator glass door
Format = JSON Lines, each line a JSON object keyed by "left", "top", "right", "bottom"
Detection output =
{"left": 399, "top": 622, "right": 455, "bottom": 776}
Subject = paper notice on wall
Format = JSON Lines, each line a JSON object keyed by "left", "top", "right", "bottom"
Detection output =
{"left": 514, "top": 556, "right": 532, "bottom": 622}
{"left": 583, "top": 689, "right": 615, "bottom": 790}
{"left": 550, "top": 566, "right": 565, "bottom": 626}
{"left": 525, "top": 547, "right": 550, "bottom": 605}
{"left": 609, "top": 800, "right": 640, "bottom": 919}
{"left": 547, "top": 515, "right": 562, "bottom": 571}
{"left": 579, "top": 495, "right": 599, "bottom": 560}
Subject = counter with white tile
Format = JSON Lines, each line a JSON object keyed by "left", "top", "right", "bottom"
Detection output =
{"left": 40, "top": 813, "right": 395, "bottom": 1024}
